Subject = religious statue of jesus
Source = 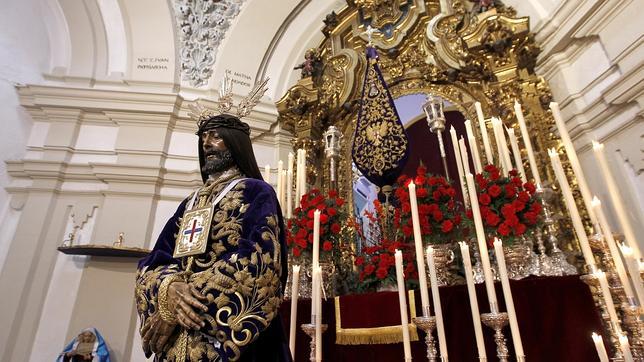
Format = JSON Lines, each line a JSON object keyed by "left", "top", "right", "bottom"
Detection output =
{"left": 135, "top": 86, "right": 291, "bottom": 362}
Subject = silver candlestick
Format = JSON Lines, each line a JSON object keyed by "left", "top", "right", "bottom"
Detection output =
{"left": 301, "top": 323, "right": 328, "bottom": 362}
{"left": 412, "top": 315, "right": 439, "bottom": 362}
{"left": 536, "top": 185, "right": 577, "bottom": 275}
{"left": 481, "top": 312, "right": 510, "bottom": 362}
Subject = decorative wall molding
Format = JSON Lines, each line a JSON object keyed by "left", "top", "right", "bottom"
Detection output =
{"left": 173, "top": 0, "right": 247, "bottom": 87}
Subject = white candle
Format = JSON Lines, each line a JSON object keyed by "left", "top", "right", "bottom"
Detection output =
{"left": 314, "top": 266, "right": 322, "bottom": 362}
{"left": 550, "top": 102, "right": 599, "bottom": 228}
{"left": 427, "top": 246, "right": 448, "bottom": 360}
{"left": 286, "top": 170, "right": 293, "bottom": 219}
{"left": 619, "top": 333, "right": 634, "bottom": 362}
{"left": 408, "top": 181, "right": 432, "bottom": 317}
{"left": 592, "top": 141, "right": 641, "bottom": 259}
{"left": 288, "top": 152, "right": 294, "bottom": 173}
{"left": 312, "top": 210, "right": 321, "bottom": 269}
{"left": 464, "top": 119, "right": 483, "bottom": 173}
{"left": 506, "top": 126, "right": 527, "bottom": 183}
{"left": 465, "top": 173, "right": 499, "bottom": 312}
{"left": 591, "top": 333, "right": 609, "bottom": 362}
{"left": 620, "top": 244, "right": 644, "bottom": 308}
{"left": 280, "top": 170, "right": 287, "bottom": 209}
{"left": 450, "top": 127, "right": 468, "bottom": 208}
{"left": 594, "top": 270, "right": 621, "bottom": 330}
{"left": 289, "top": 265, "right": 300, "bottom": 359}
{"left": 493, "top": 238, "right": 525, "bottom": 357}
{"left": 311, "top": 265, "right": 319, "bottom": 324}
{"left": 300, "top": 149, "right": 307, "bottom": 197}
{"left": 475, "top": 102, "right": 493, "bottom": 164}
{"left": 458, "top": 137, "right": 471, "bottom": 208}
{"left": 514, "top": 101, "right": 542, "bottom": 185}
{"left": 459, "top": 242, "right": 487, "bottom": 359}
{"left": 548, "top": 149, "right": 596, "bottom": 268}
{"left": 491, "top": 118, "right": 512, "bottom": 176}
{"left": 264, "top": 164, "right": 271, "bottom": 184}
{"left": 592, "top": 197, "right": 636, "bottom": 303}
{"left": 395, "top": 249, "right": 413, "bottom": 360}
{"left": 295, "top": 150, "right": 302, "bottom": 205}
{"left": 277, "top": 160, "right": 284, "bottom": 206}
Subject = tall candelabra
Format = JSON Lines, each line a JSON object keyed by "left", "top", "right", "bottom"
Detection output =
{"left": 423, "top": 95, "right": 450, "bottom": 180}
{"left": 323, "top": 125, "right": 343, "bottom": 190}
{"left": 535, "top": 185, "right": 578, "bottom": 276}
{"left": 587, "top": 234, "right": 644, "bottom": 360}
{"left": 481, "top": 309, "right": 510, "bottom": 362}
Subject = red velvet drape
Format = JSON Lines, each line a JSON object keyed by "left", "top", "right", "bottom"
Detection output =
{"left": 280, "top": 275, "right": 605, "bottom": 361}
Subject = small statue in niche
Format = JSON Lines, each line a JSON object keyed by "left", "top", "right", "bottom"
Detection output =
{"left": 57, "top": 328, "right": 110, "bottom": 362}
{"left": 293, "top": 48, "right": 323, "bottom": 79}
{"left": 469, "top": 0, "right": 504, "bottom": 14}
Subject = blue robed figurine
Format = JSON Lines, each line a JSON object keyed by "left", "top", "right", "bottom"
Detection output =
{"left": 57, "top": 328, "right": 110, "bottom": 362}
{"left": 135, "top": 79, "right": 291, "bottom": 362}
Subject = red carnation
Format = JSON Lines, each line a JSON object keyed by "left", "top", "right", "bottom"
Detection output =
{"left": 331, "top": 223, "right": 341, "bottom": 233}
{"left": 306, "top": 220, "right": 314, "bottom": 230}
{"left": 293, "top": 247, "right": 301, "bottom": 257}
{"left": 433, "top": 210, "right": 444, "bottom": 222}
{"left": 402, "top": 202, "right": 411, "bottom": 213}
{"left": 415, "top": 175, "right": 427, "bottom": 185}
{"left": 488, "top": 184, "right": 502, "bottom": 197}
{"left": 364, "top": 264, "right": 375, "bottom": 275}
{"left": 479, "top": 193, "right": 492, "bottom": 205}
{"left": 441, "top": 220, "right": 454, "bottom": 233}
{"left": 329, "top": 190, "right": 338, "bottom": 198}
{"left": 513, "top": 222, "right": 527, "bottom": 235}
{"left": 402, "top": 225, "right": 413, "bottom": 237}
{"left": 484, "top": 164, "right": 498, "bottom": 173}
{"left": 501, "top": 204, "right": 516, "bottom": 218}
{"left": 518, "top": 191, "right": 530, "bottom": 203}
{"left": 433, "top": 190, "right": 441, "bottom": 201}
{"left": 416, "top": 187, "right": 428, "bottom": 198}
{"left": 320, "top": 213, "right": 329, "bottom": 224}
{"left": 336, "top": 198, "right": 345, "bottom": 206}
{"left": 296, "top": 238, "right": 307, "bottom": 249}
{"left": 417, "top": 165, "right": 427, "bottom": 176}
{"left": 505, "top": 184, "right": 516, "bottom": 198}
{"left": 328, "top": 207, "right": 337, "bottom": 217}
{"left": 323, "top": 241, "right": 333, "bottom": 251}
{"left": 376, "top": 267, "right": 388, "bottom": 280}
{"left": 509, "top": 169, "right": 518, "bottom": 177}
{"left": 511, "top": 177, "right": 523, "bottom": 187}
{"left": 524, "top": 182, "right": 536, "bottom": 194}
{"left": 355, "top": 256, "right": 365, "bottom": 266}
{"left": 485, "top": 212, "right": 501, "bottom": 226}
{"left": 498, "top": 222, "right": 511, "bottom": 236}
{"left": 511, "top": 200, "right": 526, "bottom": 212}
{"left": 490, "top": 170, "right": 501, "bottom": 181}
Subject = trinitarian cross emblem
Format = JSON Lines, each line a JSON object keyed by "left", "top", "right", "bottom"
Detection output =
{"left": 174, "top": 205, "right": 212, "bottom": 258}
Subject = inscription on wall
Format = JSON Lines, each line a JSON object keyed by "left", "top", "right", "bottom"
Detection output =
{"left": 225, "top": 69, "right": 252, "bottom": 88}
{"left": 136, "top": 57, "right": 170, "bottom": 71}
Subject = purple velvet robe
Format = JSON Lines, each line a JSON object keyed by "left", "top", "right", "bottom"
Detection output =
{"left": 136, "top": 179, "right": 291, "bottom": 362}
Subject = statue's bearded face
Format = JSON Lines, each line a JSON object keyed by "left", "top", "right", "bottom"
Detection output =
{"left": 201, "top": 129, "right": 234, "bottom": 175}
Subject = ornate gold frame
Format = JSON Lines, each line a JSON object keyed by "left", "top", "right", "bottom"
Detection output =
{"left": 276, "top": 1, "right": 582, "bottom": 248}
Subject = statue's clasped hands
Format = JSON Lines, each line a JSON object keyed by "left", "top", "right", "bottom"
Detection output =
{"left": 142, "top": 281, "right": 209, "bottom": 354}
{"left": 168, "top": 281, "right": 209, "bottom": 330}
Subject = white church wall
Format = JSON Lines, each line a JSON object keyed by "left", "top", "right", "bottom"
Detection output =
{"left": 0, "top": 0, "right": 51, "bottom": 273}
{"left": 532, "top": 0, "right": 644, "bottom": 252}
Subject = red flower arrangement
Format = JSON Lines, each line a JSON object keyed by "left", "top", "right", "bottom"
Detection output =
{"left": 353, "top": 199, "right": 417, "bottom": 290}
{"left": 286, "top": 189, "right": 346, "bottom": 260}
{"left": 394, "top": 165, "right": 463, "bottom": 245}
{"left": 466, "top": 164, "right": 542, "bottom": 245}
